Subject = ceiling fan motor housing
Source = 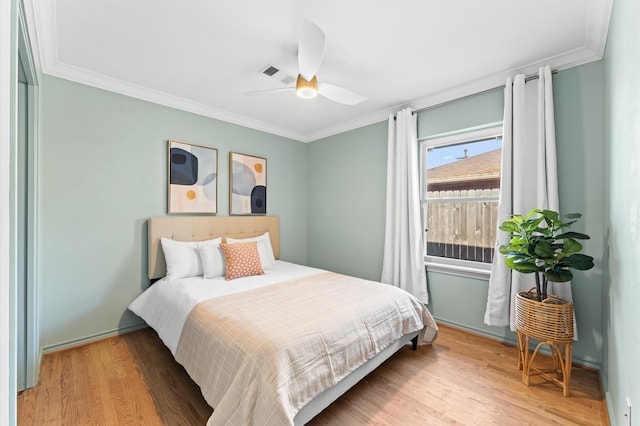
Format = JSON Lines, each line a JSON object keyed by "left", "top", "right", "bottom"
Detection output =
{"left": 296, "top": 75, "right": 318, "bottom": 98}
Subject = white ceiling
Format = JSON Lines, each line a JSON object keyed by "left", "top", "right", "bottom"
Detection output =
{"left": 24, "top": 0, "right": 612, "bottom": 142}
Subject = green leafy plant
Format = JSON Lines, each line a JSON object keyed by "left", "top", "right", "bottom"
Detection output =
{"left": 499, "top": 209, "right": 594, "bottom": 302}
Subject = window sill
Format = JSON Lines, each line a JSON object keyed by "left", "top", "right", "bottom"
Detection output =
{"left": 424, "top": 260, "right": 491, "bottom": 280}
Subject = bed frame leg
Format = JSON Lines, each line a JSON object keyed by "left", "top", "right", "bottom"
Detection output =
{"left": 411, "top": 336, "right": 418, "bottom": 350}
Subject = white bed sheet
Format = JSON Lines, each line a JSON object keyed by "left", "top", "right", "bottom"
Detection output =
{"left": 128, "top": 260, "right": 324, "bottom": 355}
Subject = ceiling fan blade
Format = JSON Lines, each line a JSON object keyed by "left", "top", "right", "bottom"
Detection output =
{"left": 318, "top": 82, "right": 367, "bottom": 105}
{"left": 243, "top": 87, "right": 295, "bottom": 96}
{"left": 298, "top": 20, "right": 325, "bottom": 81}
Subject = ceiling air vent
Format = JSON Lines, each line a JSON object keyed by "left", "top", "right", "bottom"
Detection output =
{"left": 262, "top": 65, "right": 279, "bottom": 77}
{"left": 259, "top": 64, "right": 294, "bottom": 86}
{"left": 280, "top": 75, "right": 295, "bottom": 85}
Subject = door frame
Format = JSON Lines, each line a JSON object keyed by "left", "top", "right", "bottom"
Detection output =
{"left": 16, "top": 0, "right": 40, "bottom": 391}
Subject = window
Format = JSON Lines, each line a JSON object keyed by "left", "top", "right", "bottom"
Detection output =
{"left": 420, "top": 125, "right": 503, "bottom": 275}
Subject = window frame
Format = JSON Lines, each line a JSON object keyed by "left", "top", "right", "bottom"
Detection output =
{"left": 419, "top": 124, "right": 503, "bottom": 279}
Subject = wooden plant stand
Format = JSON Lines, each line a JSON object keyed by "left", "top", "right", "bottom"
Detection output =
{"left": 515, "top": 291, "right": 574, "bottom": 396}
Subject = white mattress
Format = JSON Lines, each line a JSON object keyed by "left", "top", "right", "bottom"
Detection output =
{"left": 128, "top": 260, "right": 324, "bottom": 354}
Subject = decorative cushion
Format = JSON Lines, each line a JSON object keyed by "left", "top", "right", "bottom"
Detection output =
{"left": 197, "top": 243, "right": 226, "bottom": 279}
{"left": 226, "top": 232, "right": 276, "bottom": 269}
{"left": 219, "top": 241, "right": 265, "bottom": 280}
{"left": 161, "top": 237, "right": 221, "bottom": 280}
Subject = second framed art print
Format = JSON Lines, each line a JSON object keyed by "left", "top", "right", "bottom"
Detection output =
{"left": 168, "top": 140, "right": 218, "bottom": 214}
{"left": 229, "top": 152, "right": 267, "bottom": 215}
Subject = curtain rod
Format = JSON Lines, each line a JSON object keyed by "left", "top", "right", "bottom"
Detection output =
{"left": 524, "top": 68, "right": 558, "bottom": 83}
{"left": 393, "top": 68, "right": 558, "bottom": 119}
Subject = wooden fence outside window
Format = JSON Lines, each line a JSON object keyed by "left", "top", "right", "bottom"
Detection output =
{"left": 425, "top": 188, "right": 499, "bottom": 263}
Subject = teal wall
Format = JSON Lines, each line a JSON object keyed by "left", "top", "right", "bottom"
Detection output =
{"left": 307, "top": 63, "right": 606, "bottom": 367}
{"left": 603, "top": 0, "right": 640, "bottom": 423}
{"left": 39, "top": 75, "right": 308, "bottom": 349}
{"left": 552, "top": 63, "right": 605, "bottom": 367}
{"left": 307, "top": 122, "right": 388, "bottom": 281}
{"left": 416, "top": 89, "right": 504, "bottom": 135}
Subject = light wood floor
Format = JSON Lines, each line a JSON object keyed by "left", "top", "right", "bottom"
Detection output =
{"left": 18, "top": 324, "right": 608, "bottom": 425}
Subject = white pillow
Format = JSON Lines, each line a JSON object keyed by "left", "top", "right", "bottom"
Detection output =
{"left": 197, "top": 243, "right": 226, "bottom": 279}
{"left": 226, "top": 232, "right": 276, "bottom": 269}
{"left": 160, "top": 237, "right": 222, "bottom": 280}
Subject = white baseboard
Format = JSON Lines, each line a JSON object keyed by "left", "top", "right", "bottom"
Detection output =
{"left": 434, "top": 317, "right": 602, "bottom": 370}
{"left": 42, "top": 322, "right": 148, "bottom": 354}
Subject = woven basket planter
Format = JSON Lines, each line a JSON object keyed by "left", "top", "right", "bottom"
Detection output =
{"left": 515, "top": 290, "right": 574, "bottom": 342}
{"left": 515, "top": 289, "right": 575, "bottom": 396}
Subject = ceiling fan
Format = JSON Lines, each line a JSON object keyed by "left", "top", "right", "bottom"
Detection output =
{"left": 245, "top": 20, "right": 367, "bottom": 105}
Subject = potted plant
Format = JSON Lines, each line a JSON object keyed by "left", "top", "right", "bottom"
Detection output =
{"left": 499, "top": 209, "right": 594, "bottom": 303}
{"left": 498, "top": 209, "right": 595, "bottom": 396}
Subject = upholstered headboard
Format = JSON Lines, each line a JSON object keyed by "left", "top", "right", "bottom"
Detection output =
{"left": 148, "top": 216, "right": 280, "bottom": 279}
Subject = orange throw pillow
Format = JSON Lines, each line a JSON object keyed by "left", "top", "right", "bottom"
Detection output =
{"left": 219, "top": 241, "right": 265, "bottom": 280}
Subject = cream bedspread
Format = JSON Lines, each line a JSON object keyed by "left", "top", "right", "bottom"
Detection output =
{"left": 175, "top": 271, "right": 438, "bottom": 426}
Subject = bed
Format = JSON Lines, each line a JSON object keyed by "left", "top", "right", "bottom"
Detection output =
{"left": 129, "top": 216, "right": 438, "bottom": 425}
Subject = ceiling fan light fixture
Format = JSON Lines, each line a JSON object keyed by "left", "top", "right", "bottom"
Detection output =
{"left": 296, "top": 74, "right": 318, "bottom": 99}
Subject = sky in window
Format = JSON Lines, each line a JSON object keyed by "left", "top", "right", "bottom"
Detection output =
{"left": 427, "top": 137, "right": 502, "bottom": 169}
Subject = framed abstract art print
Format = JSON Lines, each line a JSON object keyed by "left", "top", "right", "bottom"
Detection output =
{"left": 168, "top": 140, "right": 218, "bottom": 214}
{"left": 229, "top": 152, "right": 267, "bottom": 215}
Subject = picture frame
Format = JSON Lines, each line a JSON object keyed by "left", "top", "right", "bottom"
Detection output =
{"left": 168, "top": 140, "right": 218, "bottom": 214}
{"left": 229, "top": 152, "right": 267, "bottom": 215}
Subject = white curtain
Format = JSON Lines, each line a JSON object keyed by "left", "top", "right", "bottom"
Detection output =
{"left": 484, "top": 65, "right": 572, "bottom": 330}
{"left": 381, "top": 107, "right": 429, "bottom": 304}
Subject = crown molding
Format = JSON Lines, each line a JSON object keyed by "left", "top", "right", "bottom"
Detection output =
{"left": 586, "top": 0, "right": 614, "bottom": 58}
{"left": 46, "top": 62, "right": 307, "bottom": 142}
{"left": 305, "top": 43, "right": 606, "bottom": 142}
{"left": 24, "top": 0, "right": 612, "bottom": 144}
